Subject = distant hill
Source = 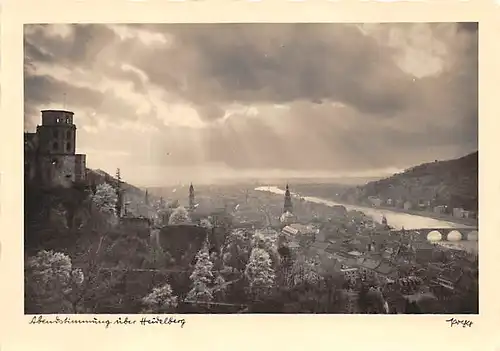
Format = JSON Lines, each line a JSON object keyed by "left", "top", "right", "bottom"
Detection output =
{"left": 341, "top": 152, "right": 478, "bottom": 211}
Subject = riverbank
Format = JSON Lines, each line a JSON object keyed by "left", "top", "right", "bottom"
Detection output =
{"left": 329, "top": 201, "right": 478, "bottom": 228}
{"left": 255, "top": 186, "right": 474, "bottom": 230}
{"left": 375, "top": 205, "right": 476, "bottom": 227}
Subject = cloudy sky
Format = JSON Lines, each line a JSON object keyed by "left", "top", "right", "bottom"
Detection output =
{"left": 24, "top": 23, "right": 477, "bottom": 186}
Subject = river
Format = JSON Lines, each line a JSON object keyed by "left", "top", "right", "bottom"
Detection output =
{"left": 255, "top": 186, "right": 478, "bottom": 254}
{"left": 255, "top": 186, "right": 474, "bottom": 231}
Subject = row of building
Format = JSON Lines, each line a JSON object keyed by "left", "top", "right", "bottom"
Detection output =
{"left": 366, "top": 196, "right": 477, "bottom": 219}
{"left": 276, "top": 188, "right": 476, "bottom": 308}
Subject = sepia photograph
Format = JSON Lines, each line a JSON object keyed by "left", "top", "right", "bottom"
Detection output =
{"left": 23, "top": 22, "right": 478, "bottom": 315}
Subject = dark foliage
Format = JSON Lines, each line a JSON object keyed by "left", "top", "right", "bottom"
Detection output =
{"left": 343, "top": 151, "right": 478, "bottom": 211}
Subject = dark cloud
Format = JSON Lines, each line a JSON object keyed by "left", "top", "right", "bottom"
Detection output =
{"left": 24, "top": 23, "right": 478, "bottom": 181}
{"left": 24, "top": 24, "right": 118, "bottom": 67}
{"left": 24, "top": 73, "right": 144, "bottom": 128}
{"left": 128, "top": 24, "right": 414, "bottom": 117}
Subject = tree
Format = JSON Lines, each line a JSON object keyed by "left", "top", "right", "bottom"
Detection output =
{"left": 25, "top": 250, "right": 84, "bottom": 313}
{"left": 252, "top": 229, "right": 278, "bottom": 252}
{"left": 244, "top": 248, "right": 275, "bottom": 299}
{"left": 289, "top": 256, "right": 322, "bottom": 287}
{"left": 221, "top": 228, "right": 251, "bottom": 273}
{"left": 200, "top": 218, "right": 214, "bottom": 230}
{"left": 74, "top": 231, "right": 154, "bottom": 313}
{"left": 91, "top": 183, "right": 118, "bottom": 215}
{"left": 212, "top": 274, "right": 228, "bottom": 301}
{"left": 168, "top": 206, "right": 191, "bottom": 225}
{"left": 186, "top": 245, "right": 214, "bottom": 302}
{"left": 251, "top": 229, "right": 280, "bottom": 269}
{"left": 90, "top": 183, "right": 118, "bottom": 230}
{"left": 115, "top": 168, "right": 123, "bottom": 217}
{"left": 141, "top": 283, "right": 178, "bottom": 313}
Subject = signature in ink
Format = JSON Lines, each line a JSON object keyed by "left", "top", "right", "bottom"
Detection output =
{"left": 445, "top": 317, "right": 473, "bottom": 328}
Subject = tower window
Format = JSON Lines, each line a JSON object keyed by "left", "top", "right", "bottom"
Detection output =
{"left": 53, "top": 141, "right": 59, "bottom": 151}
{"left": 53, "top": 130, "right": 59, "bottom": 138}
{"left": 66, "top": 142, "right": 71, "bottom": 152}
{"left": 66, "top": 130, "right": 71, "bottom": 138}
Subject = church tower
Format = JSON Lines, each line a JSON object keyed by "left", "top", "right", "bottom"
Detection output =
{"left": 189, "top": 183, "right": 195, "bottom": 210}
{"left": 283, "top": 184, "right": 293, "bottom": 213}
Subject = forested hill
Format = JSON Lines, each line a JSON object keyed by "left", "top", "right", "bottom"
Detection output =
{"left": 87, "top": 168, "right": 142, "bottom": 195}
{"left": 25, "top": 168, "right": 159, "bottom": 253}
{"left": 86, "top": 168, "right": 159, "bottom": 216}
{"left": 341, "top": 151, "right": 478, "bottom": 211}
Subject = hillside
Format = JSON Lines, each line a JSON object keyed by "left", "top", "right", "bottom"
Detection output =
{"left": 24, "top": 168, "right": 154, "bottom": 250}
{"left": 24, "top": 169, "right": 231, "bottom": 314}
{"left": 341, "top": 151, "right": 478, "bottom": 212}
{"left": 87, "top": 168, "right": 144, "bottom": 199}
{"left": 86, "top": 169, "right": 160, "bottom": 217}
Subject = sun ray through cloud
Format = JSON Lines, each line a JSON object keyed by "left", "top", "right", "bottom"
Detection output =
{"left": 24, "top": 23, "right": 477, "bottom": 186}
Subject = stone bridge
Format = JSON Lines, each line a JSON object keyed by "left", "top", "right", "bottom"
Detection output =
{"left": 390, "top": 227, "right": 478, "bottom": 242}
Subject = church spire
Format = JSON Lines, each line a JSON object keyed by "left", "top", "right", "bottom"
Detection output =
{"left": 284, "top": 183, "right": 293, "bottom": 213}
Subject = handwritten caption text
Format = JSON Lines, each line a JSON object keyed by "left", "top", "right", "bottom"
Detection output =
{"left": 29, "top": 315, "right": 186, "bottom": 329}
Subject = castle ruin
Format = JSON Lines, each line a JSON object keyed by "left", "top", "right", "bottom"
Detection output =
{"left": 24, "top": 109, "right": 87, "bottom": 188}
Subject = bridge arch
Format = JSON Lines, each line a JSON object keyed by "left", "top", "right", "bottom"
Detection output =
{"left": 394, "top": 227, "right": 477, "bottom": 242}
{"left": 427, "top": 230, "right": 442, "bottom": 242}
{"left": 467, "top": 230, "right": 478, "bottom": 241}
{"left": 447, "top": 230, "right": 462, "bottom": 242}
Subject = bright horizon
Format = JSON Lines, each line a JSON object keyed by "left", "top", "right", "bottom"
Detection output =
{"left": 88, "top": 150, "right": 476, "bottom": 187}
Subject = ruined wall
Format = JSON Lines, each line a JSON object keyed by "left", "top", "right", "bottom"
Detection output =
{"left": 75, "top": 154, "right": 87, "bottom": 182}
{"left": 24, "top": 133, "right": 39, "bottom": 183}
{"left": 24, "top": 152, "right": 38, "bottom": 183}
{"left": 39, "top": 155, "right": 77, "bottom": 188}
{"left": 36, "top": 124, "right": 76, "bottom": 155}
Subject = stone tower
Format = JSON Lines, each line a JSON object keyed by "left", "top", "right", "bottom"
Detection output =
{"left": 35, "top": 110, "right": 86, "bottom": 188}
{"left": 37, "top": 110, "right": 76, "bottom": 155}
{"left": 189, "top": 183, "right": 195, "bottom": 210}
{"left": 284, "top": 184, "right": 293, "bottom": 213}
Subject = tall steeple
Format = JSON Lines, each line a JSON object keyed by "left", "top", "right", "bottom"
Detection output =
{"left": 189, "top": 183, "right": 195, "bottom": 210}
{"left": 284, "top": 183, "right": 293, "bottom": 213}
